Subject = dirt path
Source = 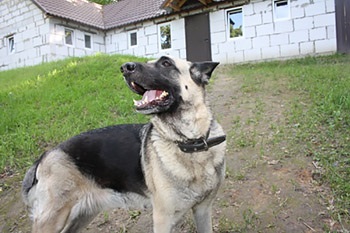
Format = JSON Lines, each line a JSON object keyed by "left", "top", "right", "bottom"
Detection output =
{"left": 0, "top": 65, "right": 341, "bottom": 232}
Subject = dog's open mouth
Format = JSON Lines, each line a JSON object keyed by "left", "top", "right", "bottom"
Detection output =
{"left": 130, "top": 81, "right": 171, "bottom": 111}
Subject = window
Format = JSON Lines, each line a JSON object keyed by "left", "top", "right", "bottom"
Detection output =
{"left": 227, "top": 8, "right": 243, "bottom": 39}
{"left": 159, "top": 23, "right": 171, "bottom": 50}
{"left": 129, "top": 31, "right": 137, "bottom": 47}
{"left": 84, "top": 34, "right": 92, "bottom": 49}
{"left": 274, "top": 0, "right": 290, "bottom": 20}
{"left": 65, "top": 28, "right": 74, "bottom": 46}
{"left": 8, "top": 36, "right": 15, "bottom": 54}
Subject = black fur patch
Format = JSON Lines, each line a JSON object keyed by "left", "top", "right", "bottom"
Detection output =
{"left": 59, "top": 124, "right": 147, "bottom": 195}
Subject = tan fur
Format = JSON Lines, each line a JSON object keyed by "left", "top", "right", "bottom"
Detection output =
{"left": 142, "top": 58, "right": 226, "bottom": 233}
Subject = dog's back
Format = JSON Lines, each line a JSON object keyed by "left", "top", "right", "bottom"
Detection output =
{"left": 22, "top": 124, "right": 150, "bottom": 232}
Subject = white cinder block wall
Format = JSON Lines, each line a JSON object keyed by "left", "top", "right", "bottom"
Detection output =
{"left": 0, "top": 0, "right": 49, "bottom": 70}
{"left": 106, "top": 18, "right": 187, "bottom": 60}
{"left": 0, "top": 0, "right": 105, "bottom": 70}
{"left": 210, "top": 0, "right": 336, "bottom": 64}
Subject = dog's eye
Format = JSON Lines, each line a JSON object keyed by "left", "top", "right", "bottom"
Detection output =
{"left": 162, "top": 60, "right": 172, "bottom": 67}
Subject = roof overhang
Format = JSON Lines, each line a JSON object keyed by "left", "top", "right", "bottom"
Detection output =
{"left": 162, "top": 0, "right": 213, "bottom": 12}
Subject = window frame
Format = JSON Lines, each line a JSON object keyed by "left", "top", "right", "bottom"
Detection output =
{"left": 64, "top": 28, "right": 75, "bottom": 46}
{"left": 7, "top": 35, "right": 15, "bottom": 54}
{"left": 128, "top": 30, "right": 138, "bottom": 48}
{"left": 226, "top": 7, "right": 244, "bottom": 40}
{"left": 273, "top": 0, "right": 290, "bottom": 21}
{"left": 158, "top": 22, "right": 172, "bottom": 50}
{"left": 84, "top": 33, "right": 93, "bottom": 49}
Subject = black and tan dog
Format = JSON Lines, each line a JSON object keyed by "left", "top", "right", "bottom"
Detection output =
{"left": 22, "top": 56, "right": 226, "bottom": 233}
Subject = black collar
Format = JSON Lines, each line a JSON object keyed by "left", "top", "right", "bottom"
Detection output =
{"left": 177, "top": 132, "right": 226, "bottom": 153}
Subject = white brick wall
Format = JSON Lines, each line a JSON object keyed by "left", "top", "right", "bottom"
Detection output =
{"left": 0, "top": 0, "right": 104, "bottom": 70}
{"left": 106, "top": 18, "right": 187, "bottom": 60}
{"left": 211, "top": 0, "right": 336, "bottom": 64}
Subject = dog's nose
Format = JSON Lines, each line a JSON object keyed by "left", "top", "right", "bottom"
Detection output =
{"left": 120, "top": 62, "right": 136, "bottom": 74}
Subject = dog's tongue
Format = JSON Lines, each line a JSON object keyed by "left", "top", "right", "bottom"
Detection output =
{"left": 142, "top": 90, "right": 163, "bottom": 102}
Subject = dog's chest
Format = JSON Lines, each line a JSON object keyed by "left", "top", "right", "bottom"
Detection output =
{"left": 143, "top": 136, "right": 225, "bottom": 196}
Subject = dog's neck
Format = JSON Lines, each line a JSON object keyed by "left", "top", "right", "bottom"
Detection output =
{"left": 151, "top": 101, "right": 213, "bottom": 142}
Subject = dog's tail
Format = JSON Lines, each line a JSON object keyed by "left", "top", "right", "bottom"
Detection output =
{"left": 22, "top": 153, "right": 45, "bottom": 205}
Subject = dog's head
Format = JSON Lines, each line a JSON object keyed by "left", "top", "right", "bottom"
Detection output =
{"left": 121, "top": 56, "right": 219, "bottom": 115}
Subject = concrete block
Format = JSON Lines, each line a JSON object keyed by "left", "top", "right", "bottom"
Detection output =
{"left": 235, "top": 38, "right": 252, "bottom": 51}
{"left": 310, "top": 27, "right": 326, "bottom": 41}
{"left": 261, "top": 45, "right": 280, "bottom": 59}
{"left": 315, "top": 38, "right": 336, "bottom": 53}
{"left": 210, "top": 19, "right": 226, "bottom": 33}
{"left": 245, "top": 13, "right": 262, "bottom": 27}
{"left": 280, "top": 43, "right": 300, "bottom": 57}
{"left": 300, "top": 41, "right": 314, "bottom": 54}
{"left": 244, "top": 48, "right": 261, "bottom": 61}
{"left": 148, "top": 34, "right": 158, "bottom": 45}
{"left": 325, "top": 0, "right": 335, "bottom": 13}
{"left": 291, "top": 4, "right": 305, "bottom": 19}
{"left": 314, "top": 13, "right": 335, "bottom": 27}
{"left": 145, "top": 25, "right": 157, "bottom": 36}
{"left": 256, "top": 23, "right": 273, "bottom": 36}
{"left": 211, "top": 43, "right": 219, "bottom": 55}
{"left": 270, "top": 33, "right": 289, "bottom": 46}
{"left": 244, "top": 26, "right": 256, "bottom": 38}
{"left": 305, "top": 1, "right": 326, "bottom": 16}
{"left": 229, "top": 50, "right": 244, "bottom": 63}
{"left": 274, "top": 20, "right": 293, "bottom": 33}
{"left": 211, "top": 31, "right": 226, "bottom": 44}
{"left": 145, "top": 44, "right": 158, "bottom": 55}
{"left": 262, "top": 10, "right": 273, "bottom": 24}
{"left": 210, "top": 10, "right": 224, "bottom": 23}
{"left": 294, "top": 17, "right": 314, "bottom": 31}
{"left": 326, "top": 25, "right": 335, "bottom": 39}
{"left": 289, "top": 30, "right": 309, "bottom": 44}
{"left": 244, "top": 3, "right": 254, "bottom": 16}
{"left": 212, "top": 51, "right": 228, "bottom": 64}
{"left": 252, "top": 35, "right": 269, "bottom": 48}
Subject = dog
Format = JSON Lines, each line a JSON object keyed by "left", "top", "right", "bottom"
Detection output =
{"left": 22, "top": 56, "right": 226, "bottom": 233}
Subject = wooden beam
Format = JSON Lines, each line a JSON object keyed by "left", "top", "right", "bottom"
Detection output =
{"left": 170, "top": 2, "right": 181, "bottom": 11}
{"left": 198, "top": 0, "right": 207, "bottom": 5}
{"left": 178, "top": 0, "right": 187, "bottom": 8}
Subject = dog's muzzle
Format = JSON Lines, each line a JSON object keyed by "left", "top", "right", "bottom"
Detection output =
{"left": 120, "top": 62, "right": 136, "bottom": 74}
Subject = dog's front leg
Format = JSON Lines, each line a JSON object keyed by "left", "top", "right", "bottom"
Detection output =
{"left": 152, "top": 200, "right": 186, "bottom": 233}
{"left": 192, "top": 198, "right": 215, "bottom": 233}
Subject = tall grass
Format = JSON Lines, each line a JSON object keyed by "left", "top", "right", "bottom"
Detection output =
{"left": 0, "top": 54, "right": 148, "bottom": 171}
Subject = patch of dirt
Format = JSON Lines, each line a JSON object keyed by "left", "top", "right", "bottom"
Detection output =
{"left": 0, "top": 65, "right": 347, "bottom": 232}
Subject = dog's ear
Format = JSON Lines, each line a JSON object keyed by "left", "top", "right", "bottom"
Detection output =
{"left": 190, "top": 62, "right": 220, "bottom": 85}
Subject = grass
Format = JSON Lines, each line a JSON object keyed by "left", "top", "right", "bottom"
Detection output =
{"left": 0, "top": 54, "right": 148, "bottom": 171}
{"left": 226, "top": 54, "right": 350, "bottom": 227}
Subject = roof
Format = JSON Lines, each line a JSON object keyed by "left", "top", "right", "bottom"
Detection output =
{"left": 103, "top": 0, "right": 166, "bottom": 29}
{"left": 32, "top": 0, "right": 105, "bottom": 29}
{"left": 31, "top": 0, "right": 233, "bottom": 30}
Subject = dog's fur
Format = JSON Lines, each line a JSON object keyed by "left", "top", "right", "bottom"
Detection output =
{"left": 22, "top": 56, "right": 226, "bottom": 233}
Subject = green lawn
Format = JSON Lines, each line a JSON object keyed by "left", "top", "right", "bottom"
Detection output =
{"left": 0, "top": 54, "right": 148, "bottom": 171}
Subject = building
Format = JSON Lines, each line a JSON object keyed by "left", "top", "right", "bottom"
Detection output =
{"left": 1, "top": 0, "right": 348, "bottom": 71}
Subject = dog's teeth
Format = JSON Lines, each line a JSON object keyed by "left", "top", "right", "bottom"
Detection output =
{"left": 131, "top": 82, "right": 136, "bottom": 88}
{"left": 144, "top": 96, "right": 149, "bottom": 103}
{"left": 160, "top": 91, "right": 168, "bottom": 98}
